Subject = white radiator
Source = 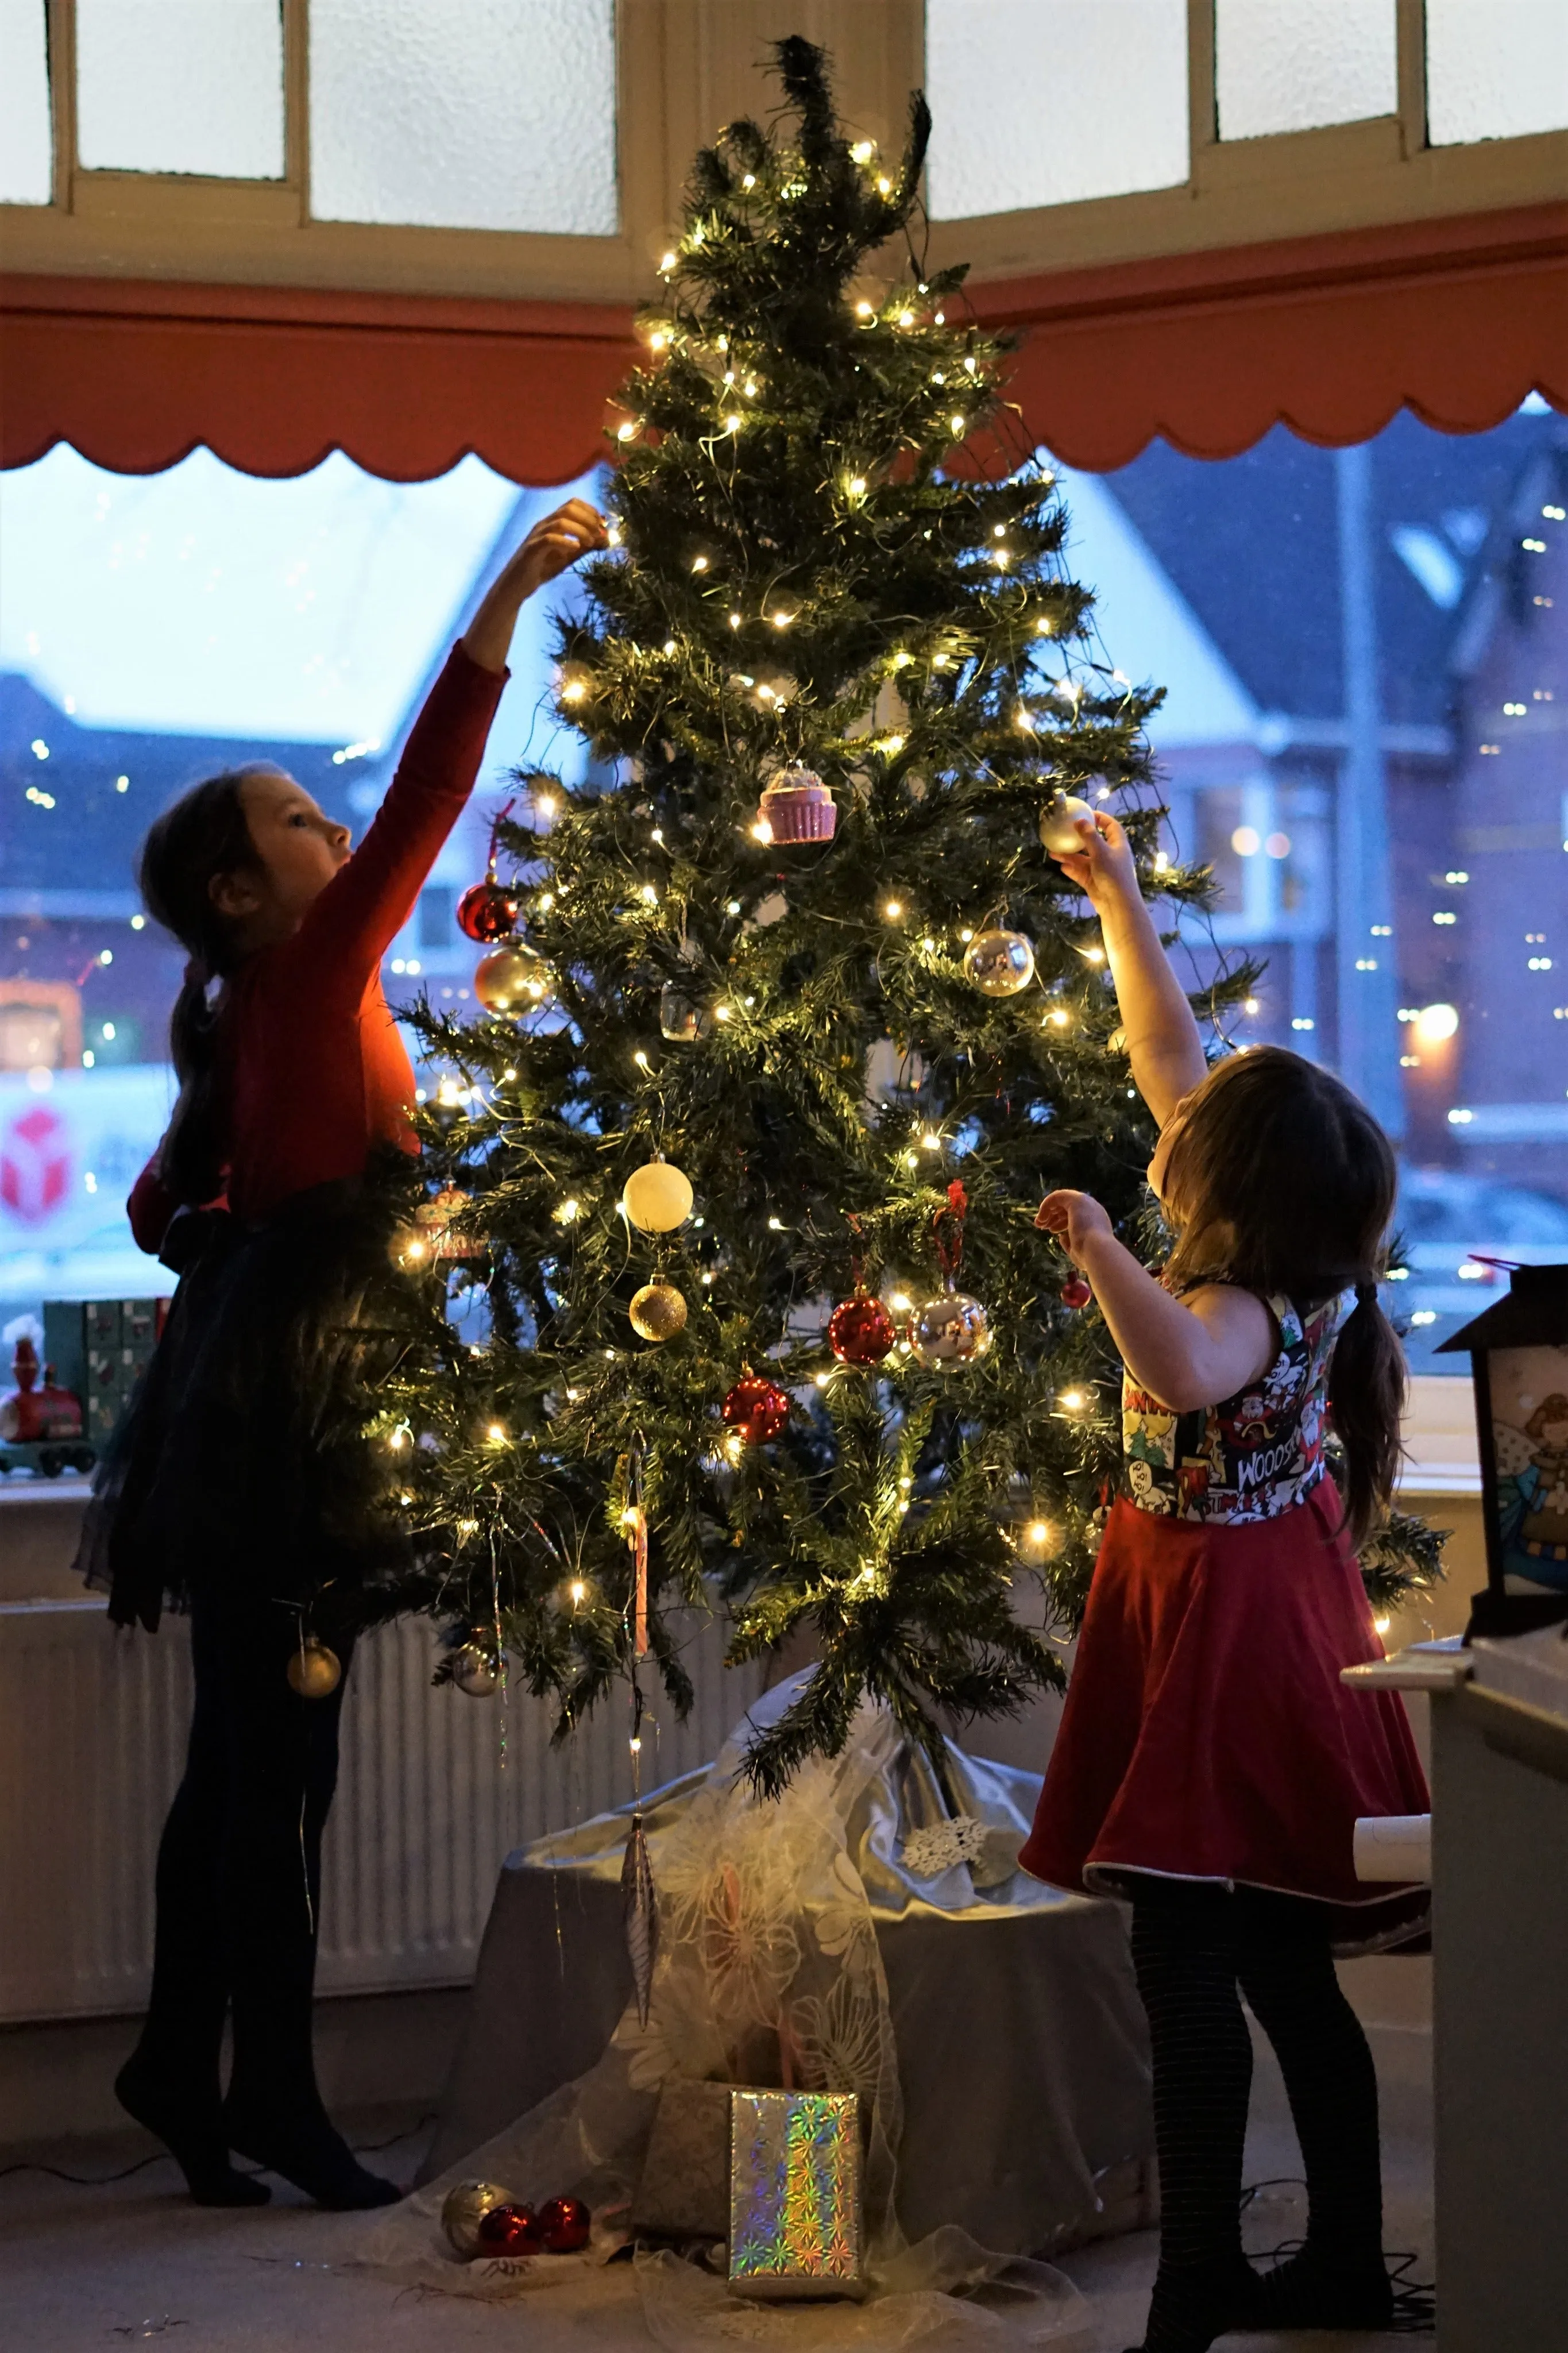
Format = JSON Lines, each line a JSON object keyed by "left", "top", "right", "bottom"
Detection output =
{"left": 0, "top": 1598, "right": 765, "bottom": 2024}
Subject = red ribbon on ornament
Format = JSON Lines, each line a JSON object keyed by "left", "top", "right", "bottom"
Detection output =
{"left": 933, "top": 1181, "right": 968, "bottom": 1283}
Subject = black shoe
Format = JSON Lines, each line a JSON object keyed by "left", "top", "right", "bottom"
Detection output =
{"left": 1127, "top": 2255, "right": 1258, "bottom": 2352}
{"left": 1244, "top": 2246, "right": 1396, "bottom": 2330}
{"left": 115, "top": 2057, "right": 270, "bottom": 2207}
{"left": 221, "top": 2096, "right": 401, "bottom": 2211}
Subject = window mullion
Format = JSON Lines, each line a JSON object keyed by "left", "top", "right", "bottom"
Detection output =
{"left": 1188, "top": 0, "right": 1217, "bottom": 168}
{"left": 284, "top": 0, "right": 308, "bottom": 205}
{"left": 48, "top": 0, "right": 77, "bottom": 206}
{"left": 1395, "top": 0, "right": 1428, "bottom": 159}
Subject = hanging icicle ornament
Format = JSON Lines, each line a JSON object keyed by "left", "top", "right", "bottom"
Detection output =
{"left": 963, "top": 927, "right": 1036, "bottom": 997}
{"left": 474, "top": 942, "right": 553, "bottom": 1012}
{"left": 909, "top": 1181, "right": 993, "bottom": 1371}
{"left": 1038, "top": 790, "right": 1099, "bottom": 855}
{"left": 621, "top": 1456, "right": 658, "bottom": 2031}
{"left": 756, "top": 765, "right": 837, "bottom": 843}
{"left": 286, "top": 1636, "right": 342, "bottom": 1699}
{"left": 457, "top": 797, "right": 523, "bottom": 941}
{"left": 622, "top": 1156, "right": 693, "bottom": 1232}
{"left": 721, "top": 1369, "right": 791, "bottom": 1444}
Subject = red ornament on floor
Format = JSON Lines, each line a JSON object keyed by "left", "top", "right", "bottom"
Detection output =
{"left": 539, "top": 2194, "right": 592, "bottom": 2254}
{"left": 477, "top": 2202, "right": 544, "bottom": 2255}
{"left": 1061, "top": 1276, "right": 1092, "bottom": 1310}
{"left": 457, "top": 878, "right": 522, "bottom": 943}
{"left": 827, "top": 1291, "right": 897, "bottom": 1366}
{"left": 721, "top": 1372, "right": 791, "bottom": 1444}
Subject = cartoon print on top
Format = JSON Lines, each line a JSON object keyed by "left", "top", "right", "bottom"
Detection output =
{"left": 1121, "top": 1290, "right": 1354, "bottom": 1524}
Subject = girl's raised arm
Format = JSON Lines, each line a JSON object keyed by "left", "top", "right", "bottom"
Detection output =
{"left": 1050, "top": 812, "right": 1207, "bottom": 1130}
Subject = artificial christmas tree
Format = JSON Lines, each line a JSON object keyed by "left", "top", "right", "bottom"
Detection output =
{"left": 366, "top": 40, "right": 1435, "bottom": 1792}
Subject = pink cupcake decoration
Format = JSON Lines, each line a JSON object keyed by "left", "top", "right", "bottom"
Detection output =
{"left": 758, "top": 766, "right": 837, "bottom": 843}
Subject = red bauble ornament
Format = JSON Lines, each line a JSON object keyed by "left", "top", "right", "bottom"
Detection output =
{"left": 721, "top": 1372, "right": 790, "bottom": 1445}
{"left": 477, "top": 2201, "right": 543, "bottom": 2255}
{"left": 827, "top": 1292, "right": 897, "bottom": 1367}
{"left": 538, "top": 2194, "right": 592, "bottom": 2254}
{"left": 1060, "top": 1276, "right": 1092, "bottom": 1310}
{"left": 457, "top": 878, "right": 522, "bottom": 944}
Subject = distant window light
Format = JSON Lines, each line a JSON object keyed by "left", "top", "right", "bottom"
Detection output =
{"left": 1426, "top": 0, "right": 1568, "bottom": 146}
{"left": 310, "top": 0, "right": 618, "bottom": 235}
{"left": 1216, "top": 0, "right": 1397, "bottom": 142}
{"left": 0, "top": 0, "right": 52, "bottom": 204}
{"left": 76, "top": 0, "right": 285, "bottom": 179}
{"left": 925, "top": 0, "right": 1189, "bottom": 219}
{"left": 1390, "top": 526, "right": 1465, "bottom": 610}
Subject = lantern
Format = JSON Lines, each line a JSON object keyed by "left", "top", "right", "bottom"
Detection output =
{"left": 1438, "top": 1263, "right": 1568, "bottom": 1637}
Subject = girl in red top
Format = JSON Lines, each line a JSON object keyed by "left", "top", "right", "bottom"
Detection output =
{"left": 1021, "top": 813, "right": 1428, "bottom": 2353}
{"left": 85, "top": 499, "right": 605, "bottom": 2212}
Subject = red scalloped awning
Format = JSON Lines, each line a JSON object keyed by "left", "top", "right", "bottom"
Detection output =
{"left": 2, "top": 201, "right": 1563, "bottom": 483}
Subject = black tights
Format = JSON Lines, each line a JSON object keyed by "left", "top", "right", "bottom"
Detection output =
{"left": 130, "top": 1584, "right": 353, "bottom": 2133}
{"left": 1127, "top": 1878, "right": 1388, "bottom": 2353}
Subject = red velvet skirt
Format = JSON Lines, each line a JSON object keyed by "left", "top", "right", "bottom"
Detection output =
{"left": 1018, "top": 1481, "right": 1431, "bottom": 1951}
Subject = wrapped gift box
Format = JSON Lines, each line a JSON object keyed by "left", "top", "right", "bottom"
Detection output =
{"left": 728, "top": 2089, "right": 862, "bottom": 2301}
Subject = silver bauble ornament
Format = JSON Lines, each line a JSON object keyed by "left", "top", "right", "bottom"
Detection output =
{"left": 286, "top": 1638, "right": 342, "bottom": 1699}
{"left": 474, "top": 942, "right": 553, "bottom": 1013}
{"left": 442, "top": 2180, "right": 513, "bottom": 2258}
{"left": 908, "top": 1287, "right": 992, "bottom": 1372}
{"left": 622, "top": 1158, "right": 694, "bottom": 1232}
{"left": 1038, "top": 792, "right": 1098, "bottom": 855}
{"left": 963, "top": 927, "right": 1035, "bottom": 997}
{"left": 452, "top": 1643, "right": 502, "bottom": 1698}
{"left": 629, "top": 1279, "right": 688, "bottom": 1342}
{"left": 659, "top": 982, "right": 712, "bottom": 1042}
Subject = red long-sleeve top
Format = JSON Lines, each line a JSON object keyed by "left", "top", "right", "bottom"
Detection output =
{"left": 129, "top": 644, "right": 506, "bottom": 1253}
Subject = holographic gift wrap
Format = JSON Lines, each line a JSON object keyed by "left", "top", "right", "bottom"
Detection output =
{"left": 727, "top": 2089, "right": 863, "bottom": 2300}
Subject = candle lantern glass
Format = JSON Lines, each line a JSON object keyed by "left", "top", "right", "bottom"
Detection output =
{"left": 1439, "top": 1263, "right": 1568, "bottom": 1638}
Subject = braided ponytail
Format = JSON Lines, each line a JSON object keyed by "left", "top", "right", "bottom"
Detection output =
{"left": 1328, "top": 1278, "right": 1407, "bottom": 1549}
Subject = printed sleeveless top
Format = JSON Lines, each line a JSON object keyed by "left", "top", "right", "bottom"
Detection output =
{"left": 1122, "top": 1289, "right": 1354, "bottom": 1524}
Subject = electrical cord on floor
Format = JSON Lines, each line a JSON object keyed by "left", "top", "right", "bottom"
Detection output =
{"left": 1241, "top": 2178, "right": 1435, "bottom": 2333}
{"left": 0, "top": 2113, "right": 436, "bottom": 2188}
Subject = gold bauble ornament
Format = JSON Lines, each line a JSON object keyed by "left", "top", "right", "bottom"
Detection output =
{"left": 286, "top": 1638, "right": 342, "bottom": 1699}
{"left": 474, "top": 943, "right": 553, "bottom": 1013}
{"left": 442, "top": 2180, "right": 513, "bottom": 2258}
{"left": 629, "top": 1280, "right": 688, "bottom": 1342}
{"left": 963, "top": 928, "right": 1035, "bottom": 997}
{"left": 1038, "top": 792, "right": 1098, "bottom": 855}
{"left": 621, "top": 1158, "right": 694, "bottom": 1233}
{"left": 908, "top": 1288, "right": 992, "bottom": 1372}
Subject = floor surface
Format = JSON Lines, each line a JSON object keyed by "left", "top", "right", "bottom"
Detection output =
{"left": 0, "top": 2020, "right": 1433, "bottom": 2351}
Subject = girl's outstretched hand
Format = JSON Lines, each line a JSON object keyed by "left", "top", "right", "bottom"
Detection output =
{"left": 1036, "top": 1188, "right": 1114, "bottom": 1266}
{"left": 463, "top": 498, "right": 609, "bottom": 670}
{"left": 1050, "top": 809, "right": 1140, "bottom": 916}
{"left": 507, "top": 496, "right": 610, "bottom": 599}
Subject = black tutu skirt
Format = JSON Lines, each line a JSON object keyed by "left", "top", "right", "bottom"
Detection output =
{"left": 77, "top": 1170, "right": 419, "bottom": 1636}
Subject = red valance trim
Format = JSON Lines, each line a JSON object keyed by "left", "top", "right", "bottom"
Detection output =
{"left": 2, "top": 202, "right": 1563, "bottom": 484}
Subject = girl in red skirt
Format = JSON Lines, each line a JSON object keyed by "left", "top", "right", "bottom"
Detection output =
{"left": 1022, "top": 811, "right": 1428, "bottom": 2353}
{"left": 82, "top": 499, "right": 606, "bottom": 2211}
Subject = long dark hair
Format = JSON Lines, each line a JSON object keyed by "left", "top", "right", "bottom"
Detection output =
{"left": 138, "top": 770, "right": 273, "bottom": 1207}
{"left": 1160, "top": 1046, "right": 1404, "bottom": 1546}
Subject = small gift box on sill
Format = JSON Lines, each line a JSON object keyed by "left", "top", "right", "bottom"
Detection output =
{"left": 728, "top": 2088, "right": 863, "bottom": 2301}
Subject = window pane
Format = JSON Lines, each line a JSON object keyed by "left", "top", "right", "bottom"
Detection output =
{"left": 1427, "top": 0, "right": 1568, "bottom": 145}
{"left": 0, "top": 1, "right": 52, "bottom": 203}
{"left": 925, "top": 0, "right": 1189, "bottom": 219}
{"left": 0, "top": 446, "right": 596, "bottom": 1312}
{"left": 1216, "top": 0, "right": 1397, "bottom": 140}
{"left": 310, "top": 0, "right": 617, "bottom": 234}
{"left": 76, "top": 0, "right": 284, "bottom": 178}
{"left": 1051, "top": 403, "right": 1568, "bottom": 1372}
